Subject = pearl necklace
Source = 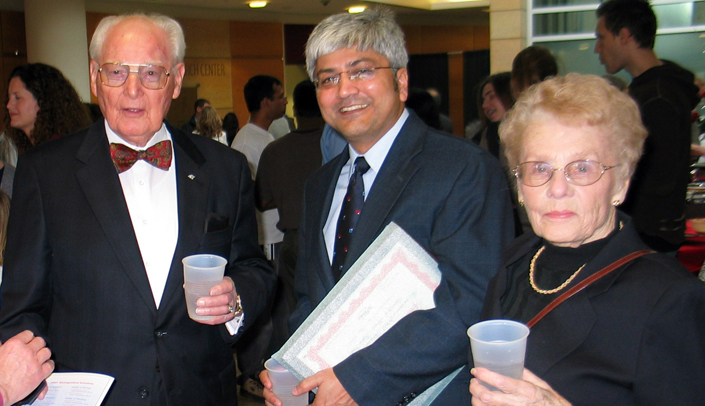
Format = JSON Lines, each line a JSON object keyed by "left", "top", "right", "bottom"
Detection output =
{"left": 529, "top": 246, "right": 586, "bottom": 295}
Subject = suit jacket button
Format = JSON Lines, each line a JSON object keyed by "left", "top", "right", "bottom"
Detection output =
{"left": 155, "top": 361, "right": 160, "bottom": 372}
{"left": 154, "top": 330, "right": 166, "bottom": 338}
{"left": 138, "top": 387, "right": 149, "bottom": 398}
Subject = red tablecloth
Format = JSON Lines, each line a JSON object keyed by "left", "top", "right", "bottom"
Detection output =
{"left": 677, "top": 221, "right": 705, "bottom": 274}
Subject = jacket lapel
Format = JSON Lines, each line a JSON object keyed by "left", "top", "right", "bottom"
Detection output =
{"left": 343, "top": 113, "right": 424, "bottom": 271}
{"left": 74, "top": 121, "right": 157, "bottom": 314}
{"left": 158, "top": 123, "right": 208, "bottom": 312}
{"left": 315, "top": 150, "right": 350, "bottom": 290}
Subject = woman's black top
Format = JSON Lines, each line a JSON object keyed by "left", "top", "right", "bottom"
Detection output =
{"left": 500, "top": 225, "right": 618, "bottom": 323}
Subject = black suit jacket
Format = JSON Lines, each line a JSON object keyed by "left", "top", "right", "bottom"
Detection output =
{"left": 480, "top": 215, "right": 705, "bottom": 405}
{"left": 0, "top": 120, "right": 275, "bottom": 406}
{"left": 291, "top": 112, "right": 515, "bottom": 406}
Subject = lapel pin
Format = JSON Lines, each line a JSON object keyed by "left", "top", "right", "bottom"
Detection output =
{"left": 188, "top": 174, "right": 195, "bottom": 180}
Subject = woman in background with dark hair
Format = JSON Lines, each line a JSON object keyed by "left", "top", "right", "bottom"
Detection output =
{"left": 474, "top": 72, "right": 513, "bottom": 159}
{"left": 223, "top": 112, "right": 240, "bottom": 147}
{"left": 511, "top": 45, "right": 558, "bottom": 99}
{"left": 5, "top": 63, "right": 91, "bottom": 155}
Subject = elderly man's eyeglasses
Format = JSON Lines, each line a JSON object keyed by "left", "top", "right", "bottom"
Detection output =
{"left": 98, "top": 63, "right": 171, "bottom": 90}
{"left": 313, "top": 67, "right": 394, "bottom": 89}
{"left": 513, "top": 160, "right": 617, "bottom": 187}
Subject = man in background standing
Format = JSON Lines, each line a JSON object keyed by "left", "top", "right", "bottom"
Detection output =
{"left": 595, "top": 0, "right": 700, "bottom": 252}
{"left": 232, "top": 74, "right": 287, "bottom": 399}
{"left": 255, "top": 79, "right": 324, "bottom": 354}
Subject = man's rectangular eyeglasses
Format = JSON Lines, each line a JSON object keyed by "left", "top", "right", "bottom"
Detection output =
{"left": 513, "top": 160, "right": 618, "bottom": 187}
{"left": 98, "top": 63, "right": 171, "bottom": 90}
{"left": 313, "top": 67, "right": 394, "bottom": 89}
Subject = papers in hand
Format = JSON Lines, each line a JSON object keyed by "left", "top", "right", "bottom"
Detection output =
{"left": 33, "top": 372, "right": 114, "bottom": 406}
{"left": 274, "top": 222, "right": 461, "bottom": 405}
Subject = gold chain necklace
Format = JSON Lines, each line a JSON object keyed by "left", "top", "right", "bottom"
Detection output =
{"left": 529, "top": 246, "right": 586, "bottom": 295}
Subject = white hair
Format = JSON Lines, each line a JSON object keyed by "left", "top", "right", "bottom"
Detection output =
{"left": 89, "top": 12, "right": 186, "bottom": 65}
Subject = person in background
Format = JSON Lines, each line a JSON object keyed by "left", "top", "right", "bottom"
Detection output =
{"left": 427, "top": 87, "right": 453, "bottom": 133}
{"left": 0, "top": 13, "right": 274, "bottom": 405}
{"left": 0, "top": 189, "right": 8, "bottom": 284}
{"left": 594, "top": 0, "right": 700, "bottom": 253}
{"left": 255, "top": 79, "right": 324, "bottom": 357}
{"left": 180, "top": 98, "right": 209, "bottom": 134}
{"left": 268, "top": 115, "right": 294, "bottom": 140}
{"left": 196, "top": 105, "right": 227, "bottom": 145}
{"left": 0, "top": 132, "right": 17, "bottom": 171}
{"left": 473, "top": 72, "right": 513, "bottom": 159}
{"left": 2, "top": 63, "right": 91, "bottom": 197}
{"left": 602, "top": 74, "right": 628, "bottom": 91}
{"left": 232, "top": 74, "right": 287, "bottom": 400}
{"left": 261, "top": 7, "right": 513, "bottom": 405}
{"left": 510, "top": 46, "right": 558, "bottom": 99}
{"left": 0, "top": 146, "right": 14, "bottom": 197}
{"left": 320, "top": 123, "right": 347, "bottom": 164}
{"left": 5, "top": 63, "right": 91, "bottom": 155}
{"left": 510, "top": 47, "right": 559, "bottom": 234}
{"left": 0, "top": 330, "right": 54, "bottom": 405}
{"left": 470, "top": 73, "right": 705, "bottom": 406}
{"left": 84, "top": 102, "right": 104, "bottom": 123}
{"left": 223, "top": 112, "right": 240, "bottom": 147}
{"left": 405, "top": 87, "right": 442, "bottom": 130}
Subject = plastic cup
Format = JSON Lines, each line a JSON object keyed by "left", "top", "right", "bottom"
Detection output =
{"left": 264, "top": 358, "right": 308, "bottom": 406}
{"left": 182, "top": 254, "right": 227, "bottom": 321}
{"left": 468, "top": 319, "right": 530, "bottom": 390}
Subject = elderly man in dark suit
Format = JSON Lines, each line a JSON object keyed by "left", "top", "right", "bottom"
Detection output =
{"left": 261, "top": 8, "right": 513, "bottom": 406}
{"left": 0, "top": 13, "right": 274, "bottom": 406}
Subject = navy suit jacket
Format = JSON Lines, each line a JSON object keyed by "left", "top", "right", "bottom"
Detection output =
{"left": 0, "top": 120, "right": 275, "bottom": 406}
{"left": 291, "top": 112, "right": 514, "bottom": 406}
{"left": 480, "top": 215, "right": 705, "bottom": 405}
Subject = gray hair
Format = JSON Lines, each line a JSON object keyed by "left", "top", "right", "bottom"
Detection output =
{"left": 305, "top": 7, "right": 408, "bottom": 80}
{"left": 89, "top": 12, "right": 186, "bottom": 66}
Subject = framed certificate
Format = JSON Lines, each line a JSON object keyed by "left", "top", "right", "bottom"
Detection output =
{"left": 274, "top": 222, "right": 461, "bottom": 405}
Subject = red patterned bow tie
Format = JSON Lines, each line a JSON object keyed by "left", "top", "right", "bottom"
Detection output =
{"left": 110, "top": 140, "right": 172, "bottom": 173}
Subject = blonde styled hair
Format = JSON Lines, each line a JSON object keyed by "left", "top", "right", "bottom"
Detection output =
{"left": 196, "top": 106, "right": 223, "bottom": 140}
{"left": 500, "top": 73, "right": 647, "bottom": 182}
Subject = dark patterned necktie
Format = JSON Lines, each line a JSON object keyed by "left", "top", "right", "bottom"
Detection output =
{"left": 332, "top": 156, "right": 370, "bottom": 280}
{"left": 110, "top": 140, "right": 172, "bottom": 173}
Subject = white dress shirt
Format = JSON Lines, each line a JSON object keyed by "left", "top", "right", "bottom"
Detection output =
{"left": 323, "top": 109, "right": 409, "bottom": 264}
{"left": 107, "top": 122, "right": 178, "bottom": 308}
{"left": 107, "top": 122, "right": 243, "bottom": 334}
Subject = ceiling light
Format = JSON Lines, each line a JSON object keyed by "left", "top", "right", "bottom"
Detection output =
{"left": 348, "top": 6, "right": 367, "bottom": 13}
{"left": 248, "top": 1, "right": 268, "bottom": 8}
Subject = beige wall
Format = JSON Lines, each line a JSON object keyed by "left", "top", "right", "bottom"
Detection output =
{"left": 489, "top": 0, "right": 526, "bottom": 73}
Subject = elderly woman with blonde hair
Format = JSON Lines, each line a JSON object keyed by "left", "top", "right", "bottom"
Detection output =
{"left": 470, "top": 73, "right": 705, "bottom": 406}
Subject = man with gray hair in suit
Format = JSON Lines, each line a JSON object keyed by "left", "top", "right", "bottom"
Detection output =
{"left": 261, "top": 8, "right": 513, "bottom": 406}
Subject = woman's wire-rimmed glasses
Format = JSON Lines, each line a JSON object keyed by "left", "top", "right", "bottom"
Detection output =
{"left": 513, "top": 160, "right": 618, "bottom": 187}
